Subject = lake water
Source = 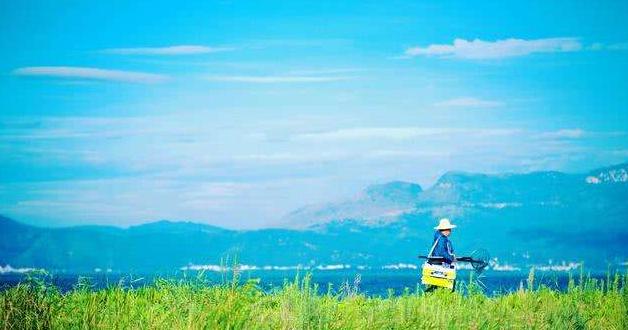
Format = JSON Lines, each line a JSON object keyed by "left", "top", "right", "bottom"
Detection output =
{"left": 1, "top": 269, "right": 611, "bottom": 296}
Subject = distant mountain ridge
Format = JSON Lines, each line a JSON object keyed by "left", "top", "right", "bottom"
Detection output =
{"left": 586, "top": 163, "right": 628, "bottom": 183}
{"left": 282, "top": 162, "right": 628, "bottom": 229}
{"left": 1, "top": 162, "right": 627, "bottom": 273}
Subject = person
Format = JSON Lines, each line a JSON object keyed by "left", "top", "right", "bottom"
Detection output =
{"left": 428, "top": 218, "right": 456, "bottom": 265}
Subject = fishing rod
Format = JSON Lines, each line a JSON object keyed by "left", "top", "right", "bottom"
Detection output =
{"left": 418, "top": 249, "right": 491, "bottom": 274}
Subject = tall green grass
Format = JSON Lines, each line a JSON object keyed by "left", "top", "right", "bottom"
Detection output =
{"left": 1, "top": 269, "right": 627, "bottom": 329}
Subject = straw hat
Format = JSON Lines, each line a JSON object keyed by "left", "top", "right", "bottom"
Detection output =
{"left": 434, "top": 218, "right": 457, "bottom": 230}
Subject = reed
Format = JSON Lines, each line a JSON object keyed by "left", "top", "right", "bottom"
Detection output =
{"left": 1, "top": 270, "right": 626, "bottom": 329}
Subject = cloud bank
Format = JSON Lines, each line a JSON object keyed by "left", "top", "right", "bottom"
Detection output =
{"left": 2, "top": 115, "right": 625, "bottom": 228}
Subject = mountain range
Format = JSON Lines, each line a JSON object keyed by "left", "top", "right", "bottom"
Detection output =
{"left": 1, "top": 162, "right": 627, "bottom": 273}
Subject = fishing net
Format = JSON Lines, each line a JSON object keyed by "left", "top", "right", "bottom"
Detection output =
{"left": 469, "top": 249, "right": 490, "bottom": 274}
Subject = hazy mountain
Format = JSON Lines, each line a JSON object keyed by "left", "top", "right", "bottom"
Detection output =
{"left": 1, "top": 163, "right": 626, "bottom": 273}
{"left": 281, "top": 181, "right": 422, "bottom": 228}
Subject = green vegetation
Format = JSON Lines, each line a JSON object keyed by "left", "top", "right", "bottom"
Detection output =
{"left": 1, "top": 270, "right": 627, "bottom": 329}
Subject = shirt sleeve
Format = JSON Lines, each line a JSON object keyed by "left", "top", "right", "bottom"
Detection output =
{"left": 440, "top": 239, "right": 454, "bottom": 264}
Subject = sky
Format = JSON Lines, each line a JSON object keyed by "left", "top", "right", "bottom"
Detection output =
{"left": 1, "top": 1, "right": 627, "bottom": 228}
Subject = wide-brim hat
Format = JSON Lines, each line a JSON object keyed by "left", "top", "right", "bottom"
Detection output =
{"left": 435, "top": 218, "right": 457, "bottom": 230}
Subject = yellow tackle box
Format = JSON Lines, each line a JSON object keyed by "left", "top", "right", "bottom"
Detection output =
{"left": 421, "top": 263, "right": 456, "bottom": 290}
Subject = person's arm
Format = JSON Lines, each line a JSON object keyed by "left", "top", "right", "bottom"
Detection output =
{"left": 443, "top": 239, "right": 455, "bottom": 264}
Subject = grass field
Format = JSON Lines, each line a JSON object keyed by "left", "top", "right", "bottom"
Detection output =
{"left": 1, "top": 269, "right": 627, "bottom": 329}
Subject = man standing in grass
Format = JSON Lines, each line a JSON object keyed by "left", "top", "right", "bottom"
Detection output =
{"left": 429, "top": 218, "right": 456, "bottom": 265}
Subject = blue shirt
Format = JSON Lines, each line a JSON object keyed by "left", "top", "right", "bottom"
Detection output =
{"left": 430, "top": 231, "right": 455, "bottom": 264}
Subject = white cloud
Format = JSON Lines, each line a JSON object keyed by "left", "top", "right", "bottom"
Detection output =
{"left": 286, "top": 68, "right": 363, "bottom": 75}
{"left": 539, "top": 129, "right": 586, "bottom": 139}
{"left": 434, "top": 97, "right": 504, "bottom": 108}
{"left": 13, "top": 66, "right": 168, "bottom": 83}
{"left": 206, "top": 75, "right": 352, "bottom": 83}
{"left": 1, "top": 175, "right": 338, "bottom": 228}
{"left": 606, "top": 42, "right": 628, "bottom": 51}
{"left": 537, "top": 129, "right": 626, "bottom": 140}
{"left": 232, "top": 152, "right": 350, "bottom": 164}
{"left": 589, "top": 42, "right": 628, "bottom": 51}
{"left": 363, "top": 150, "right": 450, "bottom": 160}
{"left": 295, "top": 127, "right": 442, "bottom": 141}
{"left": 294, "top": 127, "right": 520, "bottom": 142}
{"left": 102, "top": 45, "right": 234, "bottom": 55}
{"left": 405, "top": 38, "right": 582, "bottom": 59}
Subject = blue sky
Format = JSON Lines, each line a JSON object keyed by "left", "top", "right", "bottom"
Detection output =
{"left": 1, "top": 1, "right": 627, "bottom": 228}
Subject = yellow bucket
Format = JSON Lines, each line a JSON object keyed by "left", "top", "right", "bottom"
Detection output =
{"left": 421, "top": 263, "right": 456, "bottom": 290}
